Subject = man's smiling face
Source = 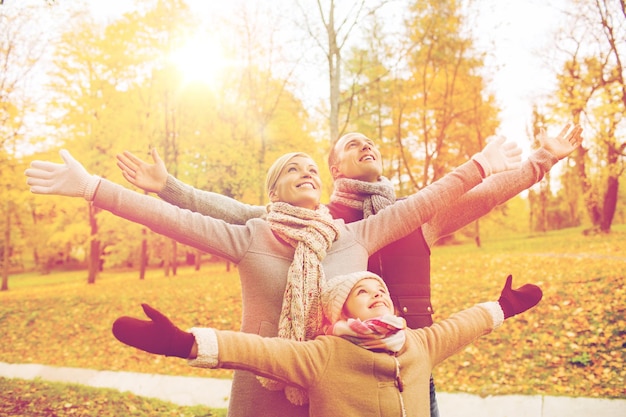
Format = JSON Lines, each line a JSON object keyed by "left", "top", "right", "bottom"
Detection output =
{"left": 330, "top": 133, "right": 383, "bottom": 183}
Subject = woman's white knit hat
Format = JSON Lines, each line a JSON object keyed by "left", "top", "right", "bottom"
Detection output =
{"left": 321, "top": 271, "right": 389, "bottom": 323}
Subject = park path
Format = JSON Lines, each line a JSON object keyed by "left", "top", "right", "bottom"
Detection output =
{"left": 1, "top": 361, "right": 625, "bottom": 417}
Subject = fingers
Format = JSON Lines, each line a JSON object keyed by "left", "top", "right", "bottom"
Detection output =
{"left": 123, "top": 150, "right": 143, "bottom": 165}
{"left": 141, "top": 303, "right": 156, "bottom": 317}
{"left": 116, "top": 159, "right": 136, "bottom": 180}
{"left": 141, "top": 303, "right": 168, "bottom": 323}
{"left": 502, "top": 141, "right": 522, "bottom": 169}
{"left": 120, "top": 169, "right": 136, "bottom": 185}
{"left": 505, "top": 274, "right": 513, "bottom": 290}
{"left": 26, "top": 175, "right": 58, "bottom": 194}
{"left": 502, "top": 141, "right": 522, "bottom": 155}
{"left": 116, "top": 152, "right": 138, "bottom": 173}
{"left": 487, "top": 135, "right": 506, "bottom": 145}
{"left": 26, "top": 161, "right": 63, "bottom": 175}
{"left": 59, "top": 149, "right": 71, "bottom": 164}
{"left": 150, "top": 148, "right": 162, "bottom": 164}
{"left": 536, "top": 128, "right": 547, "bottom": 143}
{"left": 555, "top": 123, "right": 572, "bottom": 141}
{"left": 28, "top": 184, "right": 52, "bottom": 194}
{"left": 555, "top": 123, "right": 583, "bottom": 148}
{"left": 26, "top": 175, "right": 52, "bottom": 187}
{"left": 568, "top": 125, "right": 583, "bottom": 146}
{"left": 25, "top": 161, "right": 62, "bottom": 193}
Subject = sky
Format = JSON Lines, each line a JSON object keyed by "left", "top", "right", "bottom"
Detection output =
{"left": 470, "top": 0, "right": 569, "bottom": 151}
{"left": 87, "top": 0, "right": 570, "bottom": 153}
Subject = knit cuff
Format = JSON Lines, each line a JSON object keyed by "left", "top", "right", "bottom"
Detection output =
{"left": 532, "top": 147, "right": 559, "bottom": 168}
{"left": 471, "top": 153, "right": 492, "bottom": 177}
{"left": 84, "top": 175, "right": 101, "bottom": 201}
{"left": 187, "top": 328, "right": 219, "bottom": 368}
{"left": 478, "top": 301, "right": 504, "bottom": 329}
{"left": 157, "top": 175, "right": 185, "bottom": 202}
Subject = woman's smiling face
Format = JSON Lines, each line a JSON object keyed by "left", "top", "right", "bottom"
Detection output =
{"left": 269, "top": 155, "right": 322, "bottom": 210}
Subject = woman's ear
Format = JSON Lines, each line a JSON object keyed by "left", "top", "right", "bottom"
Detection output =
{"left": 330, "top": 165, "right": 340, "bottom": 180}
{"left": 269, "top": 189, "right": 278, "bottom": 203}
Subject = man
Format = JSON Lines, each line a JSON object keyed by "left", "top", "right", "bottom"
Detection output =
{"left": 116, "top": 123, "right": 582, "bottom": 416}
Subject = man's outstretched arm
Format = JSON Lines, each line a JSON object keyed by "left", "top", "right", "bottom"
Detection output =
{"left": 422, "top": 123, "right": 583, "bottom": 245}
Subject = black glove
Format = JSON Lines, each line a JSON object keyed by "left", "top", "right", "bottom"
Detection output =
{"left": 498, "top": 275, "right": 543, "bottom": 319}
{"left": 112, "top": 303, "right": 195, "bottom": 358}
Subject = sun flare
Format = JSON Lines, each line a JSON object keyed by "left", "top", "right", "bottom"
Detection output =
{"left": 170, "top": 32, "right": 228, "bottom": 87}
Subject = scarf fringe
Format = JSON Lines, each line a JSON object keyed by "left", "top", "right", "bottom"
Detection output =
{"left": 256, "top": 376, "right": 310, "bottom": 406}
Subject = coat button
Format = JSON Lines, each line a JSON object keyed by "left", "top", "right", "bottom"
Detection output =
{"left": 402, "top": 307, "right": 408, "bottom": 313}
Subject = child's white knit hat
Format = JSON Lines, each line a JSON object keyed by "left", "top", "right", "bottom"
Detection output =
{"left": 321, "top": 271, "right": 389, "bottom": 323}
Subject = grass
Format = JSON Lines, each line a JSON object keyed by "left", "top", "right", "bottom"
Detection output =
{"left": 0, "top": 225, "right": 624, "bottom": 414}
{"left": 0, "top": 377, "right": 225, "bottom": 417}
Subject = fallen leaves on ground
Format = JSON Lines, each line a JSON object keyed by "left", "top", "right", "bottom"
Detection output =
{"left": 0, "top": 377, "right": 221, "bottom": 416}
{"left": 1, "top": 227, "right": 624, "bottom": 399}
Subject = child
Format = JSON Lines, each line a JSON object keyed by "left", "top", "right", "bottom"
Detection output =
{"left": 113, "top": 272, "right": 542, "bottom": 417}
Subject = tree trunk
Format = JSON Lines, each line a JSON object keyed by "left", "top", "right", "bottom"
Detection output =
{"left": 573, "top": 146, "right": 602, "bottom": 229}
{"left": 473, "top": 219, "right": 481, "bottom": 248}
{"left": 139, "top": 227, "right": 147, "bottom": 280}
{"left": 87, "top": 204, "right": 100, "bottom": 284}
{"left": 600, "top": 175, "right": 619, "bottom": 233}
{"left": 325, "top": 0, "right": 340, "bottom": 142}
{"left": 163, "top": 237, "right": 171, "bottom": 277}
{"left": 1, "top": 201, "right": 10, "bottom": 291}
{"left": 194, "top": 248, "right": 201, "bottom": 271}
{"left": 171, "top": 239, "right": 178, "bottom": 276}
{"left": 599, "top": 136, "right": 622, "bottom": 233}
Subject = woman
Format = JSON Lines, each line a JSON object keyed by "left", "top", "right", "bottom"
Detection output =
{"left": 111, "top": 272, "right": 542, "bottom": 417}
{"left": 25, "top": 141, "right": 519, "bottom": 417}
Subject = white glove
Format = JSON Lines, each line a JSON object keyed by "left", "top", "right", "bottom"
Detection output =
{"left": 25, "top": 149, "right": 101, "bottom": 201}
{"left": 472, "top": 135, "right": 522, "bottom": 177}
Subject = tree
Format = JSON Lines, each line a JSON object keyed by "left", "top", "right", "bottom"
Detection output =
{"left": 551, "top": 0, "right": 625, "bottom": 233}
{"left": 339, "top": 0, "right": 500, "bottom": 245}
{"left": 295, "top": 0, "right": 390, "bottom": 142}
{"left": 0, "top": 1, "right": 55, "bottom": 290}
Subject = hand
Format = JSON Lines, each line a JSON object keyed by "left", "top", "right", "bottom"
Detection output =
{"left": 498, "top": 275, "right": 542, "bottom": 319}
{"left": 473, "top": 136, "right": 523, "bottom": 177}
{"left": 112, "top": 304, "right": 195, "bottom": 358}
{"left": 538, "top": 123, "right": 583, "bottom": 160}
{"left": 116, "top": 148, "right": 168, "bottom": 194}
{"left": 25, "top": 150, "right": 100, "bottom": 200}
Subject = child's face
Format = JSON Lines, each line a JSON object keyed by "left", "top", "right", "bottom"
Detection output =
{"left": 342, "top": 278, "right": 394, "bottom": 320}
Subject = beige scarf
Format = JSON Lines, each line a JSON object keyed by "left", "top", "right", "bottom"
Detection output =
{"left": 261, "top": 201, "right": 339, "bottom": 405}
{"left": 331, "top": 176, "right": 396, "bottom": 217}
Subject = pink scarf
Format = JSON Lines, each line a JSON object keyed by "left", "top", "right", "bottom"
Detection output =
{"left": 261, "top": 202, "right": 339, "bottom": 405}
{"left": 330, "top": 176, "right": 396, "bottom": 217}
{"left": 326, "top": 314, "right": 407, "bottom": 353}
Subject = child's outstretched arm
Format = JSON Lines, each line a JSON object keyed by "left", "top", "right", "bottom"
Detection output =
{"left": 424, "top": 275, "right": 543, "bottom": 367}
{"left": 112, "top": 304, "right": 330, "bottom": 391}
{"left": 112, "top": 304, "right": 198, "bottom": 359}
